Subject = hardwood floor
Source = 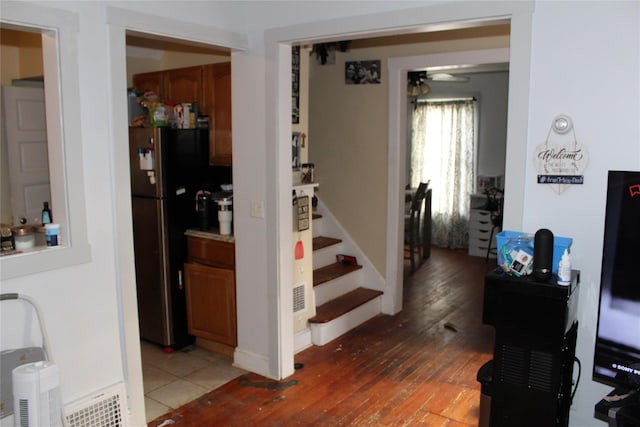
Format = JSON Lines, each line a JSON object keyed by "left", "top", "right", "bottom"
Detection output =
{"left": 148, "top": 247, "right": 497, "bottom": 426}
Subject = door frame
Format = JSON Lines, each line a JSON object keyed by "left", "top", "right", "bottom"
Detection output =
{"left": 267, "top": 1, "right": 533, "bottom": 376}
{"left": 106, "top": 8, "right": 247, "bottom": 426}
{"left": 386, "top": 48, "right": 512, "bottom": 313}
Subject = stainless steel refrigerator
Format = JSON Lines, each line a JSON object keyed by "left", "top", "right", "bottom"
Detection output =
{"left": 129, "top": 127, "right": 209, "bottom": 349}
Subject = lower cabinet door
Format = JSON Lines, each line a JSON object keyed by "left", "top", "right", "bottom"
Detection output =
{"left": 184, "top": 262, "right": 237, "bottom": 346}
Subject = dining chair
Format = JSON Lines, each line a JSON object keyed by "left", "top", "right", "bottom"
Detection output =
{"left": 405, "top": 182, "right": 428, "bottom": 273}
{"left": 422, "top": 188, "right": 432, "bottom": 261}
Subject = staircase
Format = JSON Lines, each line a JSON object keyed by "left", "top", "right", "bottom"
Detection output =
{"left": 308, "top": 205, "right": 384, "bottom": 346}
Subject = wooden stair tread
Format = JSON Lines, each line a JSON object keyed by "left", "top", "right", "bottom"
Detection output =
{"left": 312, "top": 213, "right": 322, "bottom": 220}
{"left": 313, "top": 236, "right": 342, "bottom": 251}
{"left": 309, "top": 287, "right": 383, "bottom": 324}
{"left": 313, "top": 262, "right": 362, "bottom": 287}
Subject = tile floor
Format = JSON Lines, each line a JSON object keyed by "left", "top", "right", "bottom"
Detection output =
{"left": 140, "top": 341, "right": 246, "bottom": 423}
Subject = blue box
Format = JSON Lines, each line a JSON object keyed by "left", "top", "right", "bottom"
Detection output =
{"left": 496, "top": 230, "right": 572, "bottom": 274}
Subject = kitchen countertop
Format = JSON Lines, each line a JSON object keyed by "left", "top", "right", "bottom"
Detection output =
{"left": 185, "top": 228, "right": 235, "bottom": 243}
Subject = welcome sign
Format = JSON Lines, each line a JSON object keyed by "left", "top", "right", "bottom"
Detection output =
{"left": 534, "top": 116, "right": 588, "bottom": 193}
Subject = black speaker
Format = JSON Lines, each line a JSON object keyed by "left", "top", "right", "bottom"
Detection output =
{"left": 533, "top": 228, "right": 554, "bottom": 282}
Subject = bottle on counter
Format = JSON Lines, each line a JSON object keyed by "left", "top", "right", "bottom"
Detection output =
{"left": 196, "top": 191, "right": 212, "bottom": 231}
{"left": 42, "top": 202, "right": 52, "bottom": 225}
{"left": 557, "top": 249, "right": 571, "bottom": 286}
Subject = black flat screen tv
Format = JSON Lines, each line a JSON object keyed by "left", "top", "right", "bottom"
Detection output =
{"left": 593, "top": 171, "right": 640, "bottom": 391}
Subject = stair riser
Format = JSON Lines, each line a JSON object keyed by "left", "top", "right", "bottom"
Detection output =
{"left": 313, "top": 244, "right": 345, "bottom": 270}
{"left": 314, "top": 270, "right": 363, "bottom": 306}
{"left": 310, "top": 296, "right": 382, "bottom": 346}
{"left": 312, "top": 215, "right": 324, "bottom": 238}
{"left": 313, "top": 213, "right": 342, "bottom": 240}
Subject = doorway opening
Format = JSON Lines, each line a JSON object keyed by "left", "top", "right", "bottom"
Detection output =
{"left": 302, "top": 25, "right": 512, "bottom": 316}
{"left": 385, "top": 46, "right": 513, "bottom": 312}
{"left": 124, "top": 32, "right": 243, "bottom": 423}
{"left": 406, "top": 65, "right": 509, "bottom": 252}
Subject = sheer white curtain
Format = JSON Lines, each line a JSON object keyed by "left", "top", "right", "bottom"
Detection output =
{"left": 409, "top": 99, "right": 475, "bottom": 249}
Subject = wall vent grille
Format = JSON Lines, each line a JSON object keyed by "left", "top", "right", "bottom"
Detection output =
{"left": 293, "top": 283, "right": 306, "bottom": 313}
{"left": 65, "top": 383, "right": 127, "bottom": 427}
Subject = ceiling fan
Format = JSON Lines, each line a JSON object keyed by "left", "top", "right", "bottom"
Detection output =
{"left": 407, "top": 71, "right": 430, "bottom": 96}
{"left": 408, "top": 69, "right": 472, "bottom": 97}
{"left": 427, "top": 72, "right": 470, "bottom": 83}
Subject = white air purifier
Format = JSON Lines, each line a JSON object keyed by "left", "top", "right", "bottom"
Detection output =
{"left": 12, "top": 361, "right": 62, "bottom": 427}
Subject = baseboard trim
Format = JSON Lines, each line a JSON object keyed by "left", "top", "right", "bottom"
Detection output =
{"left": 294, "top": 328, "right": 312, "bottom": 354}
{"left": 233, "top": 347, "right": 272, "bottom": 378}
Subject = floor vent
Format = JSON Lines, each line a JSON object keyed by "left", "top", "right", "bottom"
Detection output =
{"left": 293, "top": 283, "right": 306, "bottom": 313}
{"left": 65, "top": 383, "right": 127, "bottom": 427}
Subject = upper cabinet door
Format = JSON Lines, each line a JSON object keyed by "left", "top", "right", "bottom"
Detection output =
{"left": 132, "top": 62, "right": 232, "bottom": 166}
{"left": 165, "top": 66, "right": 203, "bottom": 105}
{"left": 132, "top": 71, "right": 165, "bottom": 98}
{"left": 203, "top": 62, "right": 232, "bottom": 166}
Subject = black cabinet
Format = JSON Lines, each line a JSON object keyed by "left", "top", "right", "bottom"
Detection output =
{"left": 483, "top": 269, "right": 580, "bottom": 427}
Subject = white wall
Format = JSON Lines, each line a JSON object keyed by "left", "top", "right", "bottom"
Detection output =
{"left": 0, "top": 3, "right": 248, "bottom": 427}
{"left": 523, "top": 2, "right": 639, "bottom": 424}
{"left": 1, "top": 2, "right": 638, "bottom": 427}
{"left": 1, "top": 0, "right": 122, "bottom": 403}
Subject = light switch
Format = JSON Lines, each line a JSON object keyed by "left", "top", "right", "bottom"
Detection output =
{"left": 250, "top": 200, "right": 265, "bottom": 218}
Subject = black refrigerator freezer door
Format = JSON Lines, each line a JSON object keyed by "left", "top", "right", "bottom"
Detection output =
{"left": 129, "top": 127, "right": 165, "bottom": 198}
{"left": 163, "top": 128, "right": 210, "bottom": 202}
{"left": 129, "top": 127, "right": 209, "bottom": 200}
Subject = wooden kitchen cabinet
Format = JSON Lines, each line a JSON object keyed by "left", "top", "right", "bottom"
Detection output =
{"left": 165, "top": 66, "right": 202, "bottom": 106}
{"left": 203, "top": 62, "right": 232, "bottom": 166}
{"left": 185, "top": 236, "right": 236, "bottom": 347}
{"left": 132, "top": 71, "right": 164, "bottom": 97}
{"left": 132, "top": 62, "right": 232, "bottom": 166}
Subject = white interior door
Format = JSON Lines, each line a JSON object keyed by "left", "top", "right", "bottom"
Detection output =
{"left": 2, "top": 86, "right": 50, "bottom": 226}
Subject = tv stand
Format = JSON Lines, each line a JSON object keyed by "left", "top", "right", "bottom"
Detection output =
{"left": 595, "top": 388, "right": 640, "bottom": 427}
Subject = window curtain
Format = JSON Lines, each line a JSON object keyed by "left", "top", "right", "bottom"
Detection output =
{"left": 409, "top": 99, "right": 475, "bottom": 249}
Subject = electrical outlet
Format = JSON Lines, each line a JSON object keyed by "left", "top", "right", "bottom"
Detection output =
{"left": 250, "top": 200, "right": 265, "bottom": 218}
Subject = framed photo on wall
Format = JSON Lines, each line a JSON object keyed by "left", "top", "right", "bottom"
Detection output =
{"left": 292, "top": 132, "right": 302, "bottom": 170}
{"left": 292, "top": 46, "right": 300, "bottom": 124}
{"left": 345, "top": 60, "right": 381, "bottom": 84}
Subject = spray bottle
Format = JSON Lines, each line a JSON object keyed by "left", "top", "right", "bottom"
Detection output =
{"left": 557, "top": 249, "right": 571, "bottom": 286}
